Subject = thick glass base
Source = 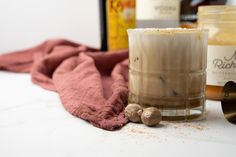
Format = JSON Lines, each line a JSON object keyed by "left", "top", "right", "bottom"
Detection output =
{"left": 161, "top": 105, "right": 205, "bottom": 121}
{"left": 129, "top": 93, "right": 205, "bottom": 121}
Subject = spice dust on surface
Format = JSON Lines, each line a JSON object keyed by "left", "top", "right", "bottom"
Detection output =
{"left": 122, "top": 121, "right": 209, "bottom": 140}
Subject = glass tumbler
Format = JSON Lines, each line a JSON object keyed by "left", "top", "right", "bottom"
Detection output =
{"left": 127, "top": 28, "right": 208, "bottom": 121}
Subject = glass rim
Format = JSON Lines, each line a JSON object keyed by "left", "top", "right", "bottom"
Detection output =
{"left": 127, "top": 28, "right": 208, "bottom": 35}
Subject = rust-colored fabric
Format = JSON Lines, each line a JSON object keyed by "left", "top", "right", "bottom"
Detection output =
{"left": 0, "top": 39, "right": 129, "bottom": 130}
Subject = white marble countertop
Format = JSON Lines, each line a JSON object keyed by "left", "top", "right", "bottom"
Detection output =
{"left": 0, "top": 71, "right": 236, "bottom": 157}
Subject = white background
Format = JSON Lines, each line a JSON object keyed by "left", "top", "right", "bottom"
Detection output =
{"left": 0, "top": 0, "right": 100, "bottom": 54}
{"left": 0, "top": 0, "right": 236, "bottom": 54}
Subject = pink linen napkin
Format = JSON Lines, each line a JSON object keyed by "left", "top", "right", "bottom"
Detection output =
{"left": 0, "top": 39, "right": 129, "bottom": 130}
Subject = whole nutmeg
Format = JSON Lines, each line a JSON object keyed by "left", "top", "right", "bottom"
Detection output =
{"left": 125, "top": 104, "right": 143, "bottom": 123}
{"left": 141, "top": 107, "right": 161, "bottom": 126}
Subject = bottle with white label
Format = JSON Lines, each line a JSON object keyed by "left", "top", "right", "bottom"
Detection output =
{"left": 198, "top": 5, "right": 236, "bottom": 100}
{"left": 136, "top": 0, "right": 180, "bottom": 28}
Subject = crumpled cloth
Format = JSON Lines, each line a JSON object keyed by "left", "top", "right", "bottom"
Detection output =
{"left": 0, "top": 39, "right": 129, "bottom": 130}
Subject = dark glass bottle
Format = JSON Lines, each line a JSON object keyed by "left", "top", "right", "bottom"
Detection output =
{"left": 99, "top": 0, "right": 107, "bottom": 51}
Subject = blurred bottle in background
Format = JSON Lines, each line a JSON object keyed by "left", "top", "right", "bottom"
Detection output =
{"left": 198, "top": 4, "right": 236, "bottom": 100}
{"left": 180, "top": 0, "right": 228, "bottom": 28}
{"left": 99, "top": 0, "right": 136, "bottom": 51}
{"left": 136, "top": 0, "right": 180, "bottom": 28}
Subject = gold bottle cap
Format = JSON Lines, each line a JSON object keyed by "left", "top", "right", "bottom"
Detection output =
{"left": 221, "top": 81, "right": 236, "bottom": 124}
